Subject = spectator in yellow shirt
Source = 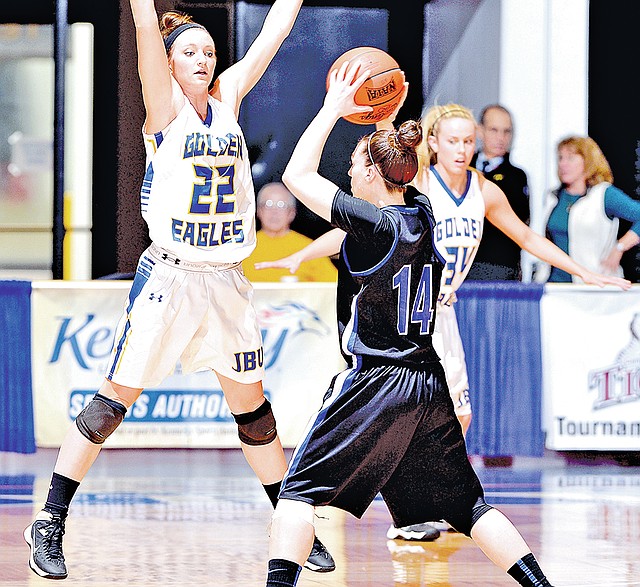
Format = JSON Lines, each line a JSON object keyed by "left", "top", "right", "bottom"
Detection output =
{"left": 243, "top": 182, "right": 338, "bottom": 282}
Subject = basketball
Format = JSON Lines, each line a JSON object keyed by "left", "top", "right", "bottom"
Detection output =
{"left": 326, "top": 47, "right": 405, "bottom": 125}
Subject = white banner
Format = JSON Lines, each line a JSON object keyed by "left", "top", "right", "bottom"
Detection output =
{"left": 541, "top": 284, "right": 640, "bottom": 450}
{"left": 31, "top": 281, "right": 345, "bottom": 448}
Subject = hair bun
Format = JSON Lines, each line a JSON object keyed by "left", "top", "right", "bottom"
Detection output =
{"left": 160, "top": 11, "right": 194, "bottom": 35}
{"left": 397, "top": 120, "right": 423, "bottom": 150}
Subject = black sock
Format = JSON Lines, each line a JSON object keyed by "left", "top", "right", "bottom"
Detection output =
{"left": 263, "top": 480, "right": 282, "bottom": 509}
{"left": 43, "top": 472, "right": 80, "bottom": 519}
{"left": 266, "top": 558, "right": 301, "bottom": 587}
{"left": 507, "top": 553, "right": 553, "bottom": 586}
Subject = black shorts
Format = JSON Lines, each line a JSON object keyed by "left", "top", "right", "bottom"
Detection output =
{"left": 280, "top": 359, "right": 484, "bottom": 536}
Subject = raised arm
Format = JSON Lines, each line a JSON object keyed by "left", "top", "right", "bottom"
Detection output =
{"left": 282, "top": 62, "right": 372, "bottom": 221}
{"left": 254, "top": 228, "right": 345, "bottom": 273}
{"left": 214, "top": 0, "right": 302, "bottom": 116}
{"left": 130, "top": 0, "right": 184, "bottom": 133}
{"left": 482, "top": 178, "right": 631, "bottom": 289}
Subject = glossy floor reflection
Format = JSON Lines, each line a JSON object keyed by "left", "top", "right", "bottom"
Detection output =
{"left": 1, "top": 448, "right": 639, "bottom": 586}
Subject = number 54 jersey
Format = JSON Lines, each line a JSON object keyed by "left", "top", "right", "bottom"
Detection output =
{"left": 428, "top": 166, "right": 485, "bottom": 308}
{"left": 140, "top": 96, "right": 256, "bottom": 264}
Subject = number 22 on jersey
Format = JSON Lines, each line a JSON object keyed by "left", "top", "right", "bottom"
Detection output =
{"left": 189, "top": 164, "right": 236, "bottom": 215}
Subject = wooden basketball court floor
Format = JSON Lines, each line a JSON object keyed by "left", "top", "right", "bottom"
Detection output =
{"left": 1, "top": 448, "right": 639, "bottom": 586}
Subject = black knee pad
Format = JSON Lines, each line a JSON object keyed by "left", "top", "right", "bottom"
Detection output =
{"left": 232, "top": 399, "right": 277, "bottom": 446}
{"left": 446, "top": 495, "right": 494, "bottom": 536}
{"left": 470, "top": 495, "right": 494, "bottom": 528}
{"left": 75, "top": 393, "right": 127, "bottom": 444}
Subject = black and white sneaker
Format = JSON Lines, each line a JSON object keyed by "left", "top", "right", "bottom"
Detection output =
{"left": 386, "top": 523, "right": 441, "bottom": 542}
{"left": 427, "top": 520, "right": 456, "bottom": 532}
{"left": 24, "top": 510, "right": 68, "bottom": 580}
{"left": 304, "top": 536, "right": 336, "bottom": 573}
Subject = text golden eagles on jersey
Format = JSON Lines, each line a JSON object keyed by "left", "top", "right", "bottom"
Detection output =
{"left": 172, "top": 130, "right": 247, "bottom": 248}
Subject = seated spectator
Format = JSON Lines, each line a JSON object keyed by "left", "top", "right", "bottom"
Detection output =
{"left": 243, "top": 182, "right": 337, "bottom": 282}
{"left": 468, "top": 104, "right": 530, "bottom": 280}
{"left": 535, "top": 136, "right": 640, "bottom": 283}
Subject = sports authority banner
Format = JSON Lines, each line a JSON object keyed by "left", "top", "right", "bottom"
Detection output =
{"left": 31, "top": 281, "right": 345, "bottom": 448}
{"left": 541, "top": 284, "right": 640, "bottom": 450}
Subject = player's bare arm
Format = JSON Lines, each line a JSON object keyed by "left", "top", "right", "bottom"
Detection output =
{"left": 214, "top": 0, "right": 303, "bottom": 115}
{"left": 254, "top": 228, "right": 345, "bottom": 272}
{"left": 130, "top": 0, "right": 183, "bottom": 133}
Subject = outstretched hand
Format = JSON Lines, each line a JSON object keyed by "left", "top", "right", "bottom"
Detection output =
{"left": 325, "top": 61, "right": 373, "bottom": 120}
{"left": 254, "top": 252, "right": 302, "bottom": 274}
{"left": 580, "top": 270, "right": 632, "bottom": 290}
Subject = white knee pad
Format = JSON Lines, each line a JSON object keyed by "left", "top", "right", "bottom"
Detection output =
{"left": 272, "top": 499, "right": 315, "bottom": 529}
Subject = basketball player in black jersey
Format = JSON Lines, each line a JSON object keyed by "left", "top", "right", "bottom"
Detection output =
{"left": 263, "top": 62, "right": 555, "bottom": 587}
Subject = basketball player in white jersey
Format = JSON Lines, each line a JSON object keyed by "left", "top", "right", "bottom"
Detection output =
{"left": 255, "top": 97, "right": 631, "bottom": 544}
{"left": 24, "top": 0, "right": 335, "bottom": 580}
{"left": 413, "top": 102, "right": 628, "bottom": 430}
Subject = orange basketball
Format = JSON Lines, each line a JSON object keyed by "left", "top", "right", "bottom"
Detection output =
{"left": 326, "top": 47, "right": 405, "bottom": 125}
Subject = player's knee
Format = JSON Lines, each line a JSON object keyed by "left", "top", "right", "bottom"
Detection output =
{"left": 272, "top": 498, "right": 315, "bottom": 529}
{"left": 233, "top": 399, "right": 277, "bottom": 446}
{"left": 447, "top": 495, "right": 493, "bottom": 536}
{"left": 75, "top": 393, "right": 127, "bottom": 444}
{"left": 470, "top": 495, "right": 494, "bottom": 529}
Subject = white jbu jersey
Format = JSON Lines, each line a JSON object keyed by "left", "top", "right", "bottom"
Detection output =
{"left": 428, "top": 166, "right": 485, "bottom": 307}
{"left": 140, "top": 96, "right": 256, "bottom": 263}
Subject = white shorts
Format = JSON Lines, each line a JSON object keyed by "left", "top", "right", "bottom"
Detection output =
{"left": 105, "top": 244, "right": 264, "bottom": 388}
{"left": 433, "top": 303, "right": 472, "bottom": 416}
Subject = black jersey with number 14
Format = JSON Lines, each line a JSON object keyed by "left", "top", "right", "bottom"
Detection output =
{"left": 330, "top": 188, "right": 444, "bottom": 366}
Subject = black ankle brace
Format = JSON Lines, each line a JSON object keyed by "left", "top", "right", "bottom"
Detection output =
{"left": 44, "top": 473, "right": 80, "bottom": 519}
{"left": 507, "top": 553, "right": 553, "bottom": 586}
{"left": 266, "top": 558, "right": 301, "bottom": 587}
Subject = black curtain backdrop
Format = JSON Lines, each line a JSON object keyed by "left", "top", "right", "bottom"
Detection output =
{"left": 589, "top": 1, "right": 640, "bottom": 282}
{"left": 238, "top": 4, "right": 389, "bottom": 238}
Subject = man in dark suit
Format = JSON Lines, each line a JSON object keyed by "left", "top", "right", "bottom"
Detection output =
{"left": 468, "top": 104, "right": 530, "bottom": 281}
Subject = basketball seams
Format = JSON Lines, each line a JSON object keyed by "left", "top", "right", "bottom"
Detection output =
{"left": 369, "top": 69, "right": 399, "bottom": 77}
